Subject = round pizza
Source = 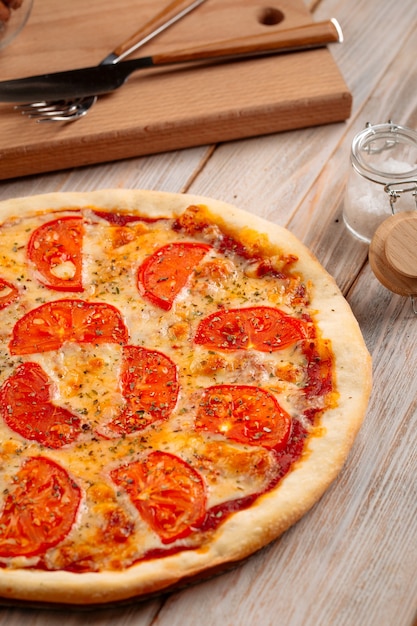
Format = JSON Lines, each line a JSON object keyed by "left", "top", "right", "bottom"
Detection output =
{"left": 0, "top": 189, "right": 371, "bottom": 606}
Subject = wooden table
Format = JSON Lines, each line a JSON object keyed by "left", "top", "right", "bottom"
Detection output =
{"left": 0, "top": 0, "right": 416, "bottom": 624}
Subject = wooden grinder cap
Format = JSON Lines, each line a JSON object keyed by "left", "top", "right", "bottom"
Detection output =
{"left": 369, "top": 212, "right": 417, "bottom": 296}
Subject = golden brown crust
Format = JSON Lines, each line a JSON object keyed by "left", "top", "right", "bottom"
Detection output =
{"left": 0, "top": 189, "right": 372, "bottom": 606}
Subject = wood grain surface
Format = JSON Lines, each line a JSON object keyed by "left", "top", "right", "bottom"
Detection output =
{"left": 0, "top": 0, "right": 416, "bottom": 624}
{"left": 0, "top": 0, "right": 351, "bottom": 179}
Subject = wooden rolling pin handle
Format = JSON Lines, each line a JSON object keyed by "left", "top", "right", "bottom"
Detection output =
{"left": 152, "top": 19, "right": 343, "bottom": 65}
{"left": 369, "top": 212, "right": 417, "bottom": 297}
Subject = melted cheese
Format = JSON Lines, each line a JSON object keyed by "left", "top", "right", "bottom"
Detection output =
{"left": 0, "top": 207, "right": 333, "bottom": 572}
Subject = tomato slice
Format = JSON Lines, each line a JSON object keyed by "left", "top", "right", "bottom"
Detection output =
{"left": 27, "top": 216, "right": 83, "bottom": 292}
{"left": 9, "top": 299, "right": 129, "bottom": 355}
{"left": 111, "top": 451, "right": 206, "bottom": 544}
{"left": 0, "top": 278, "right": 18, "bottom": 310}
{"left": 137, "top": 242, "right": 212, "bottom": 310}
{"left": 196, "top": 385, "right": 291, "bottom": 450}
{"left": 0, "top": 362, "right": 83, "bottom": 448}
{"left": 103, "top": 346, "right": 179, "bottom": 436}
{"left": 194, "top": 306, "right": 307, "bottom": 352}
{"left": 0, "top": 456, "right": 81, "bottom": 558}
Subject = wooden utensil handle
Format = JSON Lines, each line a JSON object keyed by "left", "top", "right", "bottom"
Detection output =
{"left": 152, "top": 19, "right": 343, "bottom": 65}
{"left": 112, "top": 0, "right": 203, "bottom": 58}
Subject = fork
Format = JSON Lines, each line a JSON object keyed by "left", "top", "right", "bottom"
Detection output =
{"left": 16, "top": 0, "right": 206, "bottom": 122}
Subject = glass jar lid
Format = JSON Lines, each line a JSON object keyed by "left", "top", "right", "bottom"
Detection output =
{"left": 351, "top": 121, "right": 417, "bottom": 185}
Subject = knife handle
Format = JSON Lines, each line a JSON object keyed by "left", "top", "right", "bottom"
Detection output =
{"left": 112, "top": 0, "right": 206, "bottom": 59}
{"left": 152, "top": 19, "right": 343, "bottom": 65}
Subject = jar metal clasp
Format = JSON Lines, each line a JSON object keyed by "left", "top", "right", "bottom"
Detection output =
{"left": 384, "top": 180, "right": 417, "bottom": 214}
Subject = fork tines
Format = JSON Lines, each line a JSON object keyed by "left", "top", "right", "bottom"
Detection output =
{"left": 15, "top": 99, "right": 89, "bottom": 122}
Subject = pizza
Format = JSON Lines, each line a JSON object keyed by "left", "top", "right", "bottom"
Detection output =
{"left": 0, "top": 189, "right": 371, "bottom": 606}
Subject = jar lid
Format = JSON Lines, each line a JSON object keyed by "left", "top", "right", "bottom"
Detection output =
{"left": 369, "top": 211, "right": 417, "bottom": 296}
{"left": 351, "top": 122, "right": 417, "bottom": 185}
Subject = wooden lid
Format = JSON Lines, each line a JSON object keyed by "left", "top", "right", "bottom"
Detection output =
{"left": 369, "top": 212, "right": 417, "bottom": 296}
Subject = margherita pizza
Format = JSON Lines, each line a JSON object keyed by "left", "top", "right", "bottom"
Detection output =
{"left": 0, "top": 189, "right": 371, "bottom": 606}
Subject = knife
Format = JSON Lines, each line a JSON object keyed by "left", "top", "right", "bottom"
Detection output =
{"left": 0, "top": 19, "right": 343, "bottom": 104}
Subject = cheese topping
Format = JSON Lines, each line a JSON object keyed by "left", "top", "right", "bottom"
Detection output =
{"left": 0, "top": 205, "right": 335, "bottom": 572}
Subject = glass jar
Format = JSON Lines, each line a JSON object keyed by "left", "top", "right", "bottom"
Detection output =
{"left": 343, "top": 122, "right": 417, "bottom": 243}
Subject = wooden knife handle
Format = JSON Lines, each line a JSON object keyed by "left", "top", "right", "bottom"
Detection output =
{"left": 112, "top": 0, "right": 203, "bottom": 58}
{"left": 152, "top": 19, "right": 343, "bottom": 65}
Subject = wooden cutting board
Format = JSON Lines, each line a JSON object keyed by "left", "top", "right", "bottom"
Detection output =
{"left": 0, "top": 0, "right": 352, "bottom": 180}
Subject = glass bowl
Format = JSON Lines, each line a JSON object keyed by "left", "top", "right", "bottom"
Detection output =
{"left": 0, "top": 0, "right": 34, "bottom": 51}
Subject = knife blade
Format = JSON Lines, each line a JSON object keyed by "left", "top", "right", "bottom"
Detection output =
{"left": 0, "top": 19, "right": 343, "bottom": 104}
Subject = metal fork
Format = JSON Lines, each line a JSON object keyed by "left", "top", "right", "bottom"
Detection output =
{"left": 16, "top": 0, "right": 206, "bottom": 122}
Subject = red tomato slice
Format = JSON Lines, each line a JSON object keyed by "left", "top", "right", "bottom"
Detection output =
{"left": 0, "top": 278, "right": 18, "bottom": 310}
{"left": 196, "top": 385, "right": 291, "bottom": 450}
{"left": 137, "top": 242, "right": 212, "bottom": 310}
{"left": 111, "top": 451, "right": 206, "bottom": 544}
{"left": 0, "top": 362, "right": 82, "bottom": 448}
{"left": 9, "top": 299, "right": 129, "bottom": 355}
{"left": 28, "top": 216, "right": 83, "bottom": 292}
{"left": 103, "top": 346, "right": 179, "bottom": 436}
{"left": 0, "top": 456, "right": 81, "bottom": 558}
{"left": 194, "top": 306, "right": 307, "bottom": 352}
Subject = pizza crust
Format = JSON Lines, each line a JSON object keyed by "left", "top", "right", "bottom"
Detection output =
{"left": 0, "top": 189, "right": 371, "bottom": 605}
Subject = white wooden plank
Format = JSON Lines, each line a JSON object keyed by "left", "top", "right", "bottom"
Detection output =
{"left": 0, "top": 600, "right": 162, "bottom": 625}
